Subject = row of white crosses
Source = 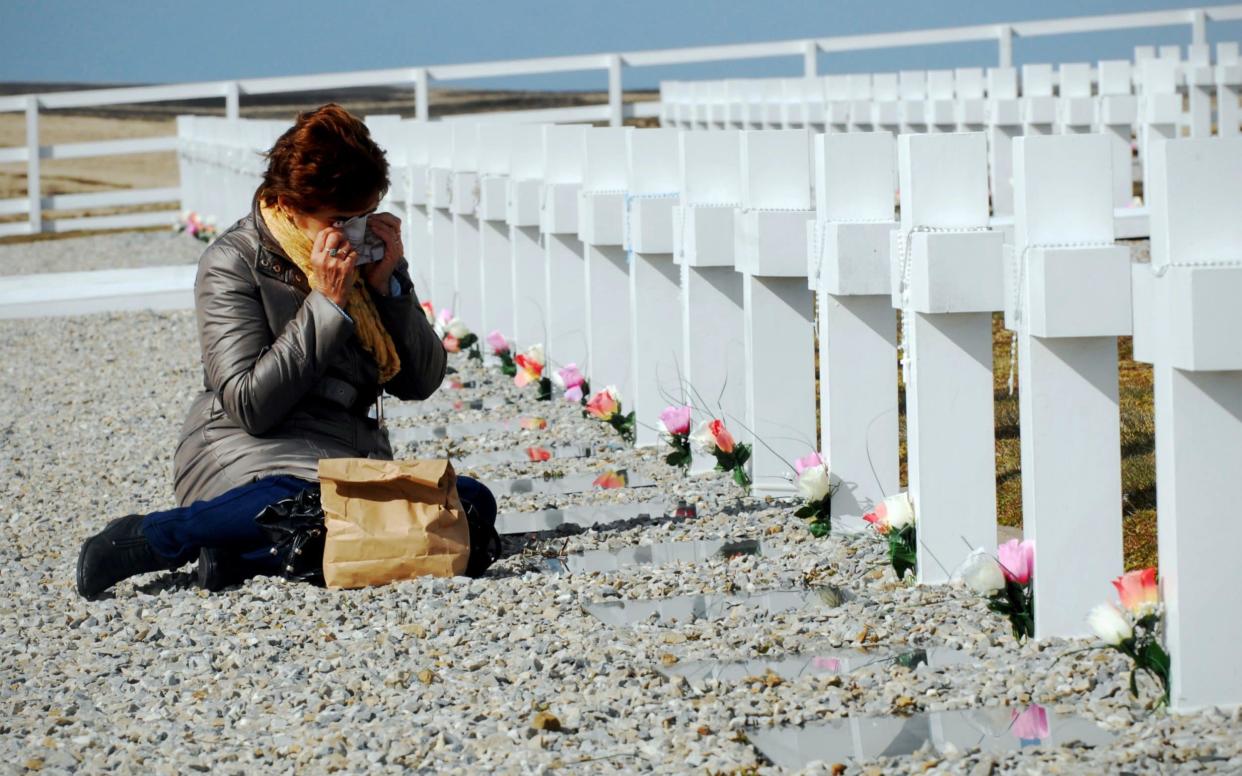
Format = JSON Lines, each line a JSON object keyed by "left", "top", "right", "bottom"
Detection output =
{"left": 661, "top": 43, "right": 1241, "bottom": 227}
{"left": 369, "top": 113, "right": 1239, "bottom": 711}
{"left": 175, "top": 116, "right": 288, "bottom": 228}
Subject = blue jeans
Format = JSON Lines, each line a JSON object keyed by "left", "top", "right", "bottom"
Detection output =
{"left": 142, "top": 474, "right": 497, "bottom": 572}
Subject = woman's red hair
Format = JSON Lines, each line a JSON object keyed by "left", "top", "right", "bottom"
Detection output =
{"left": 258, "top": 103, "right": 389, "bottom": 214}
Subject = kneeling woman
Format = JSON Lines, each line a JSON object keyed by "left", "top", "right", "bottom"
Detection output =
{"left": 77, "top": 104, "right": 495, "bottom": 598}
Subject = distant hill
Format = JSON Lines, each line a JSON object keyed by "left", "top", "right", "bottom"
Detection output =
{"left": 0, "top": 82, "right": 657, "bottom": 121}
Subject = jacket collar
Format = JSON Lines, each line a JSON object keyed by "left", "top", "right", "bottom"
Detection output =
{"left": 248, "top": 194, "right": 310, "bottom": 293}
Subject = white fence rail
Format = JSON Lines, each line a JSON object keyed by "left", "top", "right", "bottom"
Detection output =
{"left": 3, "top": 4, "right": 1241, "bottom": 237}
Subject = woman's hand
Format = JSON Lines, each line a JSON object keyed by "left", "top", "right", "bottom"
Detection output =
{"left": 361, "top": 212, "right": 404, "bottom": 296}
{"left": 311, "top": 227, "right": 358, "bottom": 307}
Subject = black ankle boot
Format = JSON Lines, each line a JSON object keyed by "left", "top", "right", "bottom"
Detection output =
{"left": 196, "top": 547, "right": 280, "bottom": 592}
{"left": 76, "top": 514, "right": 181, "bottom": 599}
{"left": 196, "top": 547, "right": 244, "bottom": 592}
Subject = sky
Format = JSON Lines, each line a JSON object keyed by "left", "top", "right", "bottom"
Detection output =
{"left": 2, "top": 0, "right": 1240, "bottom": 91}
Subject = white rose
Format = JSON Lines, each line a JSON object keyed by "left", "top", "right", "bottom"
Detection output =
{"left": 1087, "top": 603, "right": 1133, "bottom": 646}
{"left": 447, "top": 319, "right": 470, "bottom": 339}
{"left": 796, "top": 464, "right": 831, "bottom": 502}
{"left": 956, "top": 548, "right": 1005, "bottom": 596}
{"left": 689, "top": 420, "right": 716, "bottom": 454}
{"left": 884, "top": 492, "right": 915, "bottom": 530}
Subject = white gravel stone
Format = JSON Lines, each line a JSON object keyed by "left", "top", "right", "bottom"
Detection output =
{"left": 0, "top": 297, "right": 1238, "bottom": 773}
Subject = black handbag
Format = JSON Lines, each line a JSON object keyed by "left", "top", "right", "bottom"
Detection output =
{"left": 254, "top": 485, "right": 326, "bottom": 585}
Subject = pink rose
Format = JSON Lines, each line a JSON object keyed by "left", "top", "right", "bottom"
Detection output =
{"left": 794, "top": 451, "right": 823, "bottom": 476}
{"left": 565, "top": 385, "right": 583, "bottom": 403}
{"left": 485, "top": 330, "right": 509, "bottom": 354}
{"left": 1112, "top": 568, "right": 1159, "bottom": 618}
{"left": 659, "top": 405, "right": 692, "bottom": 436}
{"left": 556, "top": 364, "right": 585, "bottom": 390}
{"left": 997, "top": 539, "right": 1034, "bottom": 585}
{"left": 585, "top": 388, "right": 621, "bottom": 421}
{"left": 708, "top": 419, "right": 734, "bottom": 454}
{"left": 443, "top": 333, "right": 460, "bottom": 353}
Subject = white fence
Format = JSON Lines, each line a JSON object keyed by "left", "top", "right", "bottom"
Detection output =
{"left": 5, "top": 4, "right": 1242, "bottom": 237}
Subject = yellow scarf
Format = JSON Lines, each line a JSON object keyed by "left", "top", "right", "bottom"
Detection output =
{"left": 259, "top": 202, "right": 401, "bottom": 383}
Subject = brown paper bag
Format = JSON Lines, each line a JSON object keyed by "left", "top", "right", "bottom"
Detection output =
{"left": 318, "top": 458, "right": 470, "bottom": 589}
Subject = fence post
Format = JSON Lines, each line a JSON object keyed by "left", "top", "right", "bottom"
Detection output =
{"left": 1190, "top": 8, "right": 1206, "bottom": 45}
{"left": 997, "top": 25, "right": 1014, "bottom": 68}
{"left": 25, "top": 95, "right": 40, "bottom": 235}
{"left": 1008, "top": 134, "right": 1128, "bottom": 638}
{"left": 803, "top": 40, "right": 818, "bottom": 77}
{"left": 224, "top": 81, "right": 240, "bottom": 120}
{"left": 608, "top": 55, "right": 624, "bottom": 127}
{"left": 415, "top": 68, "right": 430, "bottom": 122}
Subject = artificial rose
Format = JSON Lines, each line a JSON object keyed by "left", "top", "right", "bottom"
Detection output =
{"left": 421, "top": 301, "right": 436, "bottom": 325}
{"left": 795, "top": 462, "right": 831, "bottom": 502}
{"left": 689, "top": 421, "right": 717, "bottom": 454}
{"left": 554, "top": 364, "right": 585, "bottom": 391}
{"left": 659, "top": 405, "right": 692, "bottom": 436}
{"left": 794, "top": 451, "right": 823, "bottom": 476}
{"left": 585, "top": 386, "right": 621, "bottom": 421}
{"left": 518, "top": 417, "right": 547, "bottom": 430}
{"left": 443, "top": 333, "right": 460, "bottom": 353}
{"left": 1010, "top": 705, "right": 1049, "bottom": 741}
{"left": 1087, "top": 602, "right": 1133, "bottom": 646}
{"left": 957, "top": 547, "right": 1006, "bottom": 595}
{"left": 555, "top": 364, "right": 588, "bottom": 403}
{"left": 592, "top": 471, "right": 627, "bottom": 490}
{"left": 708, "top": 419, "right": 735, "bottom": 454}
{"left": 513, "top": 344, "right": 545, "bottom": 388}
{"left": 485, "top": 330, "right": 510, "bottom": 354}
{"left": 525, "top": 446, "right": 552, "bottom": 462}
{"left": 691, "top": 419, "right": 737, "bottom": 455}
{"left": 865, "top": 492, "right": 915, "bottom": 533}
{"left": 446, "top": 318, "right": 470, "bottom": 339}
{"left": 1112, "top": 568, "right": 1159, "bottom": 619}
{"left": 997, "top": 538, "right": 1035, "bottom": 585}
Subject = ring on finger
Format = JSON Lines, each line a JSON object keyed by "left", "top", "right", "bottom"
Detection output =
{"left": 328, "top": 247, "right": 339, "bottom": 257}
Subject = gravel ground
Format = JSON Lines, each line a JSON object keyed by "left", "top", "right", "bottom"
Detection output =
{"left": 2, "top": 308, "right": 1240, "bottom": 775}
{"left": 0, "top": 230, "right": 205, "bottom": 276}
